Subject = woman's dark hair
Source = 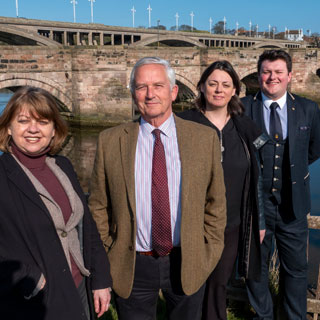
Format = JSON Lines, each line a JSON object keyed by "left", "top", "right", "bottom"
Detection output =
{"left": 195, "top": 60, "right": 244, "bottom": 116}
{"left": 0, "top": 86, "right": 68, "bottom": 154}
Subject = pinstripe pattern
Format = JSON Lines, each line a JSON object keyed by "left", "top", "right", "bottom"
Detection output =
{"left": 135, "top": 114, "right": 181, "bottom": 251}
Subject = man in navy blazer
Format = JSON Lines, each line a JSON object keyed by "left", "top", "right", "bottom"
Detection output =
{"left": 242, "top": 49, "right": 320, "bottom": 319}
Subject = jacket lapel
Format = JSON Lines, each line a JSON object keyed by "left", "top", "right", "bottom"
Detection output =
{"left": 174, "top": 115, "right": 192, "bottom": 220}
{"left": 120, "top": 121, "right": 139, "bottom": 220}
{"left": 252, "top": 92, "right": 267, "bottom": 134}
{"left": 286, "top": 93, "right": 298, "bottom": 160}
{"left": 2, "top": 153, "right": 52, "bottom": 219}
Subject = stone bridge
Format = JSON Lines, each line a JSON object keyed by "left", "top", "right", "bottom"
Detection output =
{"left": 0, "top": 46, "right": 319, "bottom": 123}
{"left": 0, "top": 17, "right": 304, "bottom": 49}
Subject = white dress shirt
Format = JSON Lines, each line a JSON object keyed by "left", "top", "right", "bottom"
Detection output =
{"left": 134, "top": 114, "right": 181, "bottom": 251}
{"left": 262, "top": 92, "right": 288, "bottom": 139}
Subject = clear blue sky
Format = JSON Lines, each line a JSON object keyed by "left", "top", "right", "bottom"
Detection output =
{"left": 1, "top": 0, "right": 319, "bottom": 35}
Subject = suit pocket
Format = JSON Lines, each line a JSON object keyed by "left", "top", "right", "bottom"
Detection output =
{"left": 104, "top": 224, "right": 117, "bottom": 249}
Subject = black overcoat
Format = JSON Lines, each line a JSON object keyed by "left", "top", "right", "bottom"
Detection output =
{"left": 177, "top": 109, "right": 265, "bottom": 280}
{"left": 0, "top": 153, "right": 112, "bottom": 320}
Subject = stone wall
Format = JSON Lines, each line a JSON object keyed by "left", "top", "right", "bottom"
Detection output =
{"left": 1, "top": 46, "right": 320, "bottom": 124}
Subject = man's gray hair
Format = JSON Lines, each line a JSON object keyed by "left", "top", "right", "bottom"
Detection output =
{"left": 129, "top": 57, "right": 176, "bottom": 94}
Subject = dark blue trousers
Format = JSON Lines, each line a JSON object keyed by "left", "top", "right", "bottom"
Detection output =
{"left": 246, "top": 195, "right": 308, "bottom": 320}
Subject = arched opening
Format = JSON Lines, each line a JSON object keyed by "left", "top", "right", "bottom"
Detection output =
{"left": 316, "top": 68, "right": 320, "bottom": 78}
{"left": 0, "top": 87, "right": 14, "bottom": 114}
{"left": 173, "top": 80, "right": 196, "bottom": 112}
{"left": 0, "top": 31, "right": 38, "bottom": 46}
{"left": 133, "top": 35, "right": 206, "bottom": 48}
{"left": 241, "top": 72, "right": 259, "bottom": 96}
{"left": 147, "top": 39, "right": 195, "bottom": 47}
{"left": 0, "top": 86, "right": 70, "bottom": 114}
{"left": 0, "top": 26, "right": 61, "bottom": 47}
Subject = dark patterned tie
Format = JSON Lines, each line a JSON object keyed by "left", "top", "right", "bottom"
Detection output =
{"left": 269, "top": 102, "right": 283, "bottom": 141}
{"left": 151, "top": 129, "right": 173, "bottom": 256}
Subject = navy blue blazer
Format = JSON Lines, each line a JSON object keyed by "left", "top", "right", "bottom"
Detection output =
{"left": 0, "top": 153, "right": 112, "bottom": 320}
{"left": 242, "top": 92, "right": 320, "bottom": 219}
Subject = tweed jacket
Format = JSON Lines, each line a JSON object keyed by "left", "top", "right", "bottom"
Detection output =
{"left": 242, "top": 92, "right": 320, "bottom": 219}
{"left": 89, "top": 114, "right": 227, "bottom": 298}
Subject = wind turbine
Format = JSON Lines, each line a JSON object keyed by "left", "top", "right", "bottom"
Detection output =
{"left": 131, "top": 6, "right": 136, "bottom": 27}
{"left": 190, "top": 11, "right": 194, "bottom": 31}
{"left": 70, "top": 0, "right": 77, "bottom": 23}
{"left": 89, "top": 0, "right": 95, "bottom": 23}
{"left": 15, "top": 0, "right": 19, "bottom": 17}
{"left": 147, "top": 4, "right": 152, "bottom": 28}
{"left": 175, "top": 13, "right": 179, "bottom": 31}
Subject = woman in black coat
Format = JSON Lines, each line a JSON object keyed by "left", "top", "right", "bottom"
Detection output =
{"left": 178, "top": 60, "right": 266, "bottom": 320}
{"left": 0, "top": 86, "right": 112, "bottom": 320}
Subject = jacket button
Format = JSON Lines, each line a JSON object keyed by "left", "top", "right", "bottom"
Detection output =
{"left": 272, "top": 188, "right": 277, "bottom": 192}
{"left": 275, "top": 155, "right": 280, "bottom": 158}
{"left": 273, "top": 178, "right": 278, "bottom": 181}
{"left": 61, "top": 231, "right": 67, "bottom": 237}
{"left": 274, "top": 166, "right": 279, "bottom": 170}
{"left": 276, "top": 143, "right": 280, "bottom": 147}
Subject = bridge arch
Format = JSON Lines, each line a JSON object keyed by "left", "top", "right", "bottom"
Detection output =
{"left": 175, "top": 73, "right": 197, "bottom": 95}
{"left": 132, "top": 35, "right": 207, "bottom": 48}
{"left": 252, "top": 41, "right": 285, "bottom": 49}
{"left": 0, "top": 25, "right": 61, "bottom": 46}
{"left": 0, "top": 74, "right": 72, "bottom": 113}
{"left": 238, "top": 67, "right": 259, "bottom": 96}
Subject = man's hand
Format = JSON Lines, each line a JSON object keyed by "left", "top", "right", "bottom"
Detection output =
{"left": 92, "top": 288, "right": 111, "bottom": 318}
{"left": 260, "top": 229, "right": 266, "bottom": 244}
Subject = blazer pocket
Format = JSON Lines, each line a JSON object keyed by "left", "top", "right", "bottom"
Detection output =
{"left": 298, "top": 126, "right": 310, "bottom": 137}
{"left": 104, "top": 224, "right": 117, "bottom": 249}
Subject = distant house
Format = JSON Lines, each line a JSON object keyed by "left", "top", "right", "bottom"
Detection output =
{"left": 276, "top": 29, "right": 304, "bottom": 41}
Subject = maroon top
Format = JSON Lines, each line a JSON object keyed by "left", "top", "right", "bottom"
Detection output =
{"left": 11, "top": 143, "right": 83, "bottom": 287}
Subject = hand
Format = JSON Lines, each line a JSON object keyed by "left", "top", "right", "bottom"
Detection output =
{"left": 92, "top": 288, "right": 111, "bottom": 318}
{"left": 259, "top": 229, "right": 266, "bottom": 244}
{"left": 40, "top": 278, "right": 46, "bottom": 290}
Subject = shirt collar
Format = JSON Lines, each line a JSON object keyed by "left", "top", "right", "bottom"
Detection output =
{"left": 262, "top": 91, "right": 287, "bottom": 110}
{"left": 140, "top": 113, "right": 176, "bottom": 137}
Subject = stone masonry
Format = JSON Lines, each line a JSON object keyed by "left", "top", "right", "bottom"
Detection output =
{"left": 0, "top": 46, "right": 320, "bottom": 123}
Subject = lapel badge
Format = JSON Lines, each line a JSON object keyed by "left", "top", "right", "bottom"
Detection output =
{"left": 275, "top": 134, "right": 279, "bottom": 139}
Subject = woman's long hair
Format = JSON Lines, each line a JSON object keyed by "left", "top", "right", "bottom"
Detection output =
{"left": 195, "top": 60, "right": 244, "bottom": 116}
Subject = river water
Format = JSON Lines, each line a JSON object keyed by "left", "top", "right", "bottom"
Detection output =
{"left": 0, "top": 91, "right": 319, "bottom": 286}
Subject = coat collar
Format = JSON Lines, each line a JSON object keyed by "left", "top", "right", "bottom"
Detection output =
{"left": 119, "top": 121, "right": 139, "bottom": 220}
{"left": 1, "top": 153, "right": 53, "bottom": 219}
{"left": 253, "top": 91, "right": 298, "bottom": 159}
{"left": 119, "top": 115, "right": 192, "bottom": 221}
{"left": 174, "top": 114, "right": 194, "bottom": 216}
{"left": 251, "top": 92, "right": 267, "bottom": 133}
